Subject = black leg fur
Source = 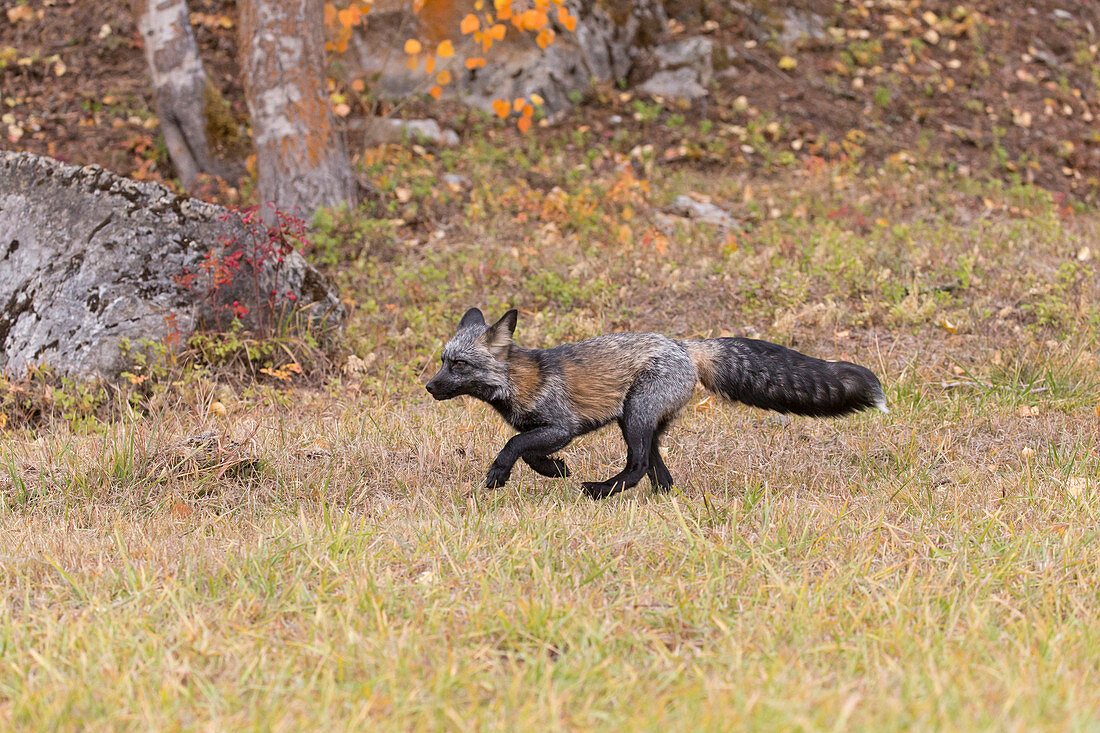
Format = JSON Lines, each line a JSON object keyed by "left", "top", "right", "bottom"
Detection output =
{"left": 646, "top": 454, "right": 674, "bottom": 491}
{"left": 646, "top": 422, "right": 674, "bottom": 491}
{"left": 582, "top": 412, "right": 655, "bottom": 499}
{"left": 523, "top": 454, "right": 571, "bottom": 478}
{"left": 487, "top": 427, "right": 573, "bottom": 488}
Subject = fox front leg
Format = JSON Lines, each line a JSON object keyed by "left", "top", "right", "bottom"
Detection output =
{"left": 522, "top": 454, "right": 571, "bottom": 478}
{"left": 485, "top": 427, "right": 574, "bottom": 488}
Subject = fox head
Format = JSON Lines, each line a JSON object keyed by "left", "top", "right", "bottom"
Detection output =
{"left": 425, "top": 308, "right": 518, "bottom": 402}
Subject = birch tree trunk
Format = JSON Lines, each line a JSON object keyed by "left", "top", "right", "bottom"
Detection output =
{"left": 132, "top": 0, "right": 220, "bottom": 189}
{"left": 239, "top": 0, "right": 357, "bottom": 215}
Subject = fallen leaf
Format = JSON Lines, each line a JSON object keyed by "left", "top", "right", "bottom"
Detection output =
{"left": 171, "top": 501, "right": 194, "bottom": 519}
{"left": 6, "top": 6, "right": 34, "bottom": 23}
{"left": 1067, "top": 477, "right": 1086, "bottom": 499}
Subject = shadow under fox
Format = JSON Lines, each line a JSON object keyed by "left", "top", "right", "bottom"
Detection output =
{"left": 426, "top": 308, "right": 887, "bottom": 499}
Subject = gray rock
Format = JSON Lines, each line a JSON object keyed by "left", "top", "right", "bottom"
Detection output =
{"left": 1029, "top": 41, "right": 1062, "bottom": 68}
{"left": 364, "top": 118, "right": 460, "bottom": 148}
{"left": 776, "top": 8, "right": 827, "bottom": 50}
{"left": 653, "top": 37, "right": 714, "bottom": 76}
{"left": 666, "top": 195, "right": 737, "bottom": 229}
{"left": 639, "top": 37, "right": 714, "bottom": 101}
{"left": 441, "top": 173, "right": 472, "bottom": 190}
{"left": 0, "top": 151, "right": 345, "bottom": 380}
{"left": 638, "top": 67, "right": 708, "bottom": 101}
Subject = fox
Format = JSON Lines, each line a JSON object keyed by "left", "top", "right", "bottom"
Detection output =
{"left": 425, "top": 308, "right": 888, "bottom": 499}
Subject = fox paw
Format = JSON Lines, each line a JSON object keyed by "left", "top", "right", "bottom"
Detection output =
{"left": 485, "top": 463, "right": 512, "bottom": 489}
{"left": 647, "top": 471, "right": 675, "bottom": 493}
{"left": 523, "top": 455, "right": 571, "bottom": 478}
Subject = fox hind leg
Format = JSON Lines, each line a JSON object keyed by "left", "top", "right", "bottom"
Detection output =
{"left": 646, "top": 420, "right": 674, "bottom": 492}
{"left": 581, "top": 417, "right": 653, "bottom": 499}
{"left": 582, "top": 402, "right": 661, "bottom": 499}
{"left": 582, "top": 366, "right": 693, "bottom": 500}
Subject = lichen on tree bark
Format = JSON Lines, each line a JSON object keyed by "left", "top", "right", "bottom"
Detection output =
{"left": 239, "top": 0, "right": 357, "bottom": 215}
{"left": 132, "top": 0, "right": 224, "bottom": 189}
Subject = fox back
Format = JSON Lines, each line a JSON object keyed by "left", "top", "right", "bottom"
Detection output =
{"left": 426, "top": 308, "right": 696, "bottom": 435}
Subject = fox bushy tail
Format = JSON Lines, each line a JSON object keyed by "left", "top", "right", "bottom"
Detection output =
{"left": 685, "top": 337, "right": 887, "bottom": 418}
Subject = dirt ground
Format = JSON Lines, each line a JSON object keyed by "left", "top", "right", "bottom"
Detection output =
{"left": 2, "top": 0, "right": 1099, "bottom": 201}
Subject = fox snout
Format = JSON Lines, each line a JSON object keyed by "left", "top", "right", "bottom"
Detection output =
{"left": 425, "top": 371, "right": 458, "bottom": 400}
{"left": 424, "top": 374, "right": 445, "bottom": 399}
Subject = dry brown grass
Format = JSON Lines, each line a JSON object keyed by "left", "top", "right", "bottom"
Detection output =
{"left": 3, "top": 374, "right": 1098, "bottom": 728}
{"left": 3, "top": 139, "right": 1100, "bottom": 729}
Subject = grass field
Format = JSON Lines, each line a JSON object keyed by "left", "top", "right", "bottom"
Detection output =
{"left": 3, "top": 126, "right": 1100, "bottom": 729}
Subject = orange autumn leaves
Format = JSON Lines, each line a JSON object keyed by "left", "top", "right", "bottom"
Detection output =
{"left": 323, "top": 1, "right": 369, "bottom": 54}
{"left": 323, "top": 0, "right": 573, "bottom": 131}
{"left": 491, "top": 95, "right": 543, "bottom": 132}
{"left": 403, "top": 0, "right": 575, "bottom": 128}
{"left": 403, "top": 38, "right": 457, "bottom": 98}
{"left": 322, "top": 0, "right": 574, "bottom": 130}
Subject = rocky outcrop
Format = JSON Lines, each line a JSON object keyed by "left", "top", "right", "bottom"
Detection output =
{"left": 0, "top": 151, "right": 345, "bottom": 380}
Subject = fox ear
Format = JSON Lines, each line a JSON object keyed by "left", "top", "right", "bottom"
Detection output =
{"left": 483, "top": 309, "right": 518, "bottom": 357}
{"left": 458, "top": 307, "right": 485, "bottom": 329}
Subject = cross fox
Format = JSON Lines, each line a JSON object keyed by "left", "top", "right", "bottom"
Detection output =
{"left": 426, "top": 308, "right": 888, "bottom": 499}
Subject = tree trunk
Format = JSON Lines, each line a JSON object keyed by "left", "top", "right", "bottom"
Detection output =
{"left": 132, "top": 0, "right": 221, "bottom": 189}
{"left": 239, "top": 0, "right": 356, "bottom": 215}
